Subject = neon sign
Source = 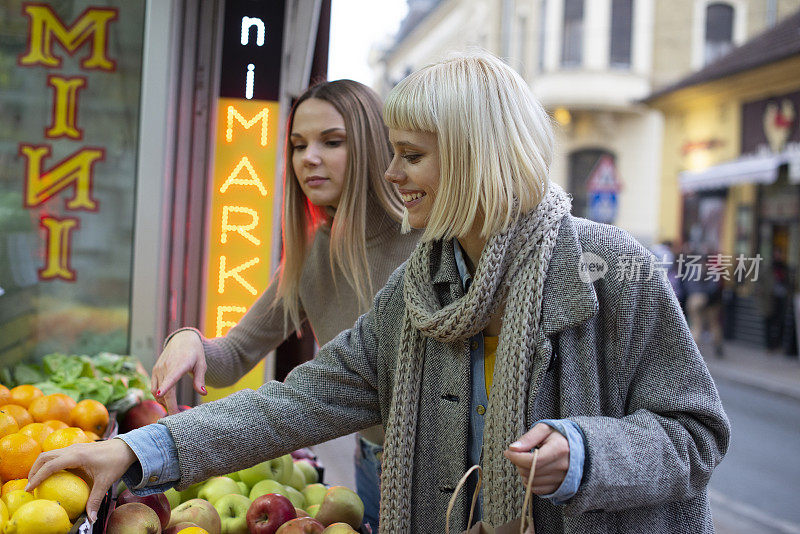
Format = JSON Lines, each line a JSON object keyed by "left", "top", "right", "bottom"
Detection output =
{"left": 17, "top": 3, "right": 117, "bottom": 281}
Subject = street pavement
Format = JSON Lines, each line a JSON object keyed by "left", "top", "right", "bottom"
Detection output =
{"left": 310, "top": 340, "right": 800, "bottom": 532}
{"left": 704, "top": 341, "right": 800, "bottom": 534}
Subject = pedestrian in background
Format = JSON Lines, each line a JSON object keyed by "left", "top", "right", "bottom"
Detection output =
{"left": 149, "top": 79, "right": 419, "bottom": 531}
{"left": 685, "top": 249, "right": 725, "bottom": 357}
{"left": 27, "top": 52, "right": 729, "bottom": 533}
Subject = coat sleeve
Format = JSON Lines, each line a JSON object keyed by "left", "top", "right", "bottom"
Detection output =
{"left": 564, "top": 263, "right": 731, "bottom": 514}
{"left": 159, "top": 271, "right": 399, "bottom": 489}
{"left": 201, "top": 275, "right": 304, "bottom": 387}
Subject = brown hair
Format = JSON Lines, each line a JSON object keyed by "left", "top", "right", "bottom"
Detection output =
{"left": 275, "top": 80, "right": 403, "bottom": 331}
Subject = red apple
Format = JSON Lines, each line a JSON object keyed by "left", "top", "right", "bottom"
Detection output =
{"left": 121, "top": 400, "right": 168, "bottom": 432}
{"left": 276, "top": 516, "right": 325, "bottom": 534}
{"left": 247, "top": 494, "right": 297, "bottom": 534}
{"left": 106, "top": 502, "right": 161, "bottom": 533}
{"left": 117, "top": 489, "right": 171, "bottom": 529}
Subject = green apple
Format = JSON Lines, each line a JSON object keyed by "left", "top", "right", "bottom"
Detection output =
{"left": 213, "top": 493, "right": 251, "bottom": 534}
{"left": 165, "top": 487, "right": 182, "bottom": 509}
{"left": 293, "top": 460, "right": 319, "bottom": 485}
{"left": 302, "top": 484, "right": 327, "bottom": 508}
{"left": 249, "top": 478, "right": 286, "bottom": 501}
{"left": 236, "top": 481, "right": 249, "bottom": 495}
{"left": 281, "top": 485, "right": 306, "bottom": 509}
{"left": 286, "top": 464, "right": 307, "bottom": 491}
{"left": 197, "top": 476, "right": 244, "bottom": 505}
{"left": 179, "top": 481, "right": 204, "bottom": 503}
{"left": 315, "top": 486, "right": 364, "bottom": 529}
{"left": 307, "top": 504, "right": 320, "bottom": 517}
{"left": 225, "top": 471, "right": 241, "bottom": 481}
{"left": 238, "top": 454, "right": 294, "bottom": 487}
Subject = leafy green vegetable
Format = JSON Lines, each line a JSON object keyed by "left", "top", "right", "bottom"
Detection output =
{"left": 6, "top": 352, "right": 152, "bottom": 407}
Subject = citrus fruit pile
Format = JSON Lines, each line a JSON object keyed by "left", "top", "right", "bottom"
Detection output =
{"left": 0, "top": 384, "right": 109, "bottom": 533}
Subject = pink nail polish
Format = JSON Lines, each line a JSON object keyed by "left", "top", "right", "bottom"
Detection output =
{"left": 156, "top": 390, "right": 161, "bottom": 396}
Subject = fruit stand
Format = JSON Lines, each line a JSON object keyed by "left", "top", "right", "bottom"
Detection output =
{"left": 0, "top": 352, "right": 368, "bottom": 534}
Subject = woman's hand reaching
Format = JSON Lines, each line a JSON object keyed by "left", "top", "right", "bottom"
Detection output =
{"left": 503, "top": 423, "right": 570, "bottom": 495}
{"left": 151, "top": 329, "right": 208, "bottom": 414}
{"left": 26, "top": 439, "right": 137, "bottom": 523}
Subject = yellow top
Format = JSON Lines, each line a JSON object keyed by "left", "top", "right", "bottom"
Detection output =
{"left": 484, "top": 335, "right": 498, "bottom": 396}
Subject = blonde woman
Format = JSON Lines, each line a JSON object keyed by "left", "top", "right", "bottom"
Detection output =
{"left": 29, "top": 53, "right": 729, "bottom": 534}
{"left": 150, "top": 79, "right": 418, "bottom": 530}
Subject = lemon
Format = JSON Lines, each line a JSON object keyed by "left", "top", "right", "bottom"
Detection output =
{"left": 178, "top": 528, "right": 210, "bottom": 534}
{"left": 0, "top": 499, "right": 8, "bottom": 529}
{"left": 32, "top": 470, "right": 89, "bottom": 521}
{"left": 4, "top": 499, "right": 71, "bottom": 534}
{"left": 1, "top": 490, "right": 33, "bottom": 518}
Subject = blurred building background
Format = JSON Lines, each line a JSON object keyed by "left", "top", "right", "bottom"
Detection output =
{"left": 374, "top": 0, "right": 800, "bottom": 356}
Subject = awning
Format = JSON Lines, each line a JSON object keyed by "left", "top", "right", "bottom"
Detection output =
{"left": 679, "top": 150, "right": 800, "bottom": 192}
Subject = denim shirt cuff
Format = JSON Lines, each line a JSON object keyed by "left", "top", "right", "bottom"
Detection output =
{"left": 534, "top": 418, "right": 585, "bottom": 505}
{"left": 117, "top": 423, "right": 181, "bottom": 495}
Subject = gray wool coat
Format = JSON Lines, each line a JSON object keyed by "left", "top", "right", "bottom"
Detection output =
{"left": 161, "top": 215, "right": 730, "bottom": 534}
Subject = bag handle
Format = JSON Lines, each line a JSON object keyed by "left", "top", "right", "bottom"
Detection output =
{"left": 445, "top": 464, "right": 482, "bottom": 534}
{"left": 445, "top": 447, "right": 539, "bottom": 534}
{"left": 519, "top": 447, "right": 539, "bottom": 534}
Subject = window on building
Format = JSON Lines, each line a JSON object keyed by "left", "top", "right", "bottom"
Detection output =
{"left": 610, "top": 0, "right": 633, "bottom": 68}
{"left": 538, "top": 0, "right": 547, "bottom": 71}
{"left": 561, "top": 0, "right": 583, "bottom": 67}
{"left": 705, "top": 2, "right": 734, "bottom": 65}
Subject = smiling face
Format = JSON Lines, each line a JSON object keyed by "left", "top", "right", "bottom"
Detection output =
{"left": 290, "top": 98, "right": 348, "bottom": 209}
{"left": 385, "top": 129, "right": 440, "bottom": 229}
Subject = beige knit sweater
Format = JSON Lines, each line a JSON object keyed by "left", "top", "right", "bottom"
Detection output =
{"left": 198, "top": 205, "right": 419, "bottom": 444}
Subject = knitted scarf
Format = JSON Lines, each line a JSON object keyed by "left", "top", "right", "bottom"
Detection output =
{"left": 378, "top": 182, "right": 572, "bottom": 532}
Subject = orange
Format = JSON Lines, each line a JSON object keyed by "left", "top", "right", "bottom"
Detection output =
{"left": 0, "top": 412, "right": 19, "bottom": 439}
{"left": 28, "top": 395, "right": 74, "bottom": 425}
{"left": 69, "top": 399, "right": 108, "bottom": 436}
{"left": 0, "top": 385, "right": 10, "bottom": 406}
{"left": 42, "top": 420, "right": 68, "bottom": 431}
{"left": 1, "top": 479, "right": 27, "bottom": 498}
{"left": 41, "top": 427, "right": 91, "bottom": 452}
{"left": 18, "top": 423, "right": 53, "bottom": 446}
{"left": 0, "top": 406, "right": 33, "bottom": 428}
{"left": 0, "top": 434, "right": 41, "bottom": 480}
{"left": 7, "top": 386, "right": 43, "bottom": 409}
{"left": 84, "top": 431, "right": 100, "bottom": 441}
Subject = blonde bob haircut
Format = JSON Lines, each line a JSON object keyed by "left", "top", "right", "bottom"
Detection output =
{"left": 383, "top": 51, "right": 554, "bottom": 241}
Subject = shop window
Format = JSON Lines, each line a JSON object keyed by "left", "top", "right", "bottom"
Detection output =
{"left": 561, "top": 0, "right": 584, "bottom": 67}
{"left": 0, "top": 2, "right": 145, "bottom": 364}
{"left": 705, "top": 2, "right": 735, "bottom": 65}
{"left": 610, "top": 0, "right": 633, "bottom": 68}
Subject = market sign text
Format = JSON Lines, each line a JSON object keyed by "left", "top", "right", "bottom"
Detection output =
{"left": 17, "top": 3, "right": 117, "bottom": 281}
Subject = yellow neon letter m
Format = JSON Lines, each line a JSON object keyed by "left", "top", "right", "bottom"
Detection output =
{"left": 18, "top": 4, "right": 117, "bottom": 71}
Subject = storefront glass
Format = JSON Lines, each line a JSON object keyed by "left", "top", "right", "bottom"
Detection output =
{"left": 0, "top": 1, "right": 145, "bottom": 366}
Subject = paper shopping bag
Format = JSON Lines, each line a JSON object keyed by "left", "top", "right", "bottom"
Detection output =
{"left": 445, "top": 449, "right": 538, "bottom": 534}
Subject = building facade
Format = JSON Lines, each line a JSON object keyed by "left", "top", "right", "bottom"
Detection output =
{"left": 648, "top": 11, "right": 800, "bottom": 354}
{"left": 376, "top": 0, "right": 800, "bottom": 246}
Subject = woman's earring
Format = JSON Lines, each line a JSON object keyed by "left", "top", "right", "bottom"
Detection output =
{"left": 401, "top": 208, "right": 411, "bottom": 234}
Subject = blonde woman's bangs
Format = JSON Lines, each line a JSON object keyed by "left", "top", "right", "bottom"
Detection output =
{"left": 383, "top": 70, "right": 438, "bottom": 133}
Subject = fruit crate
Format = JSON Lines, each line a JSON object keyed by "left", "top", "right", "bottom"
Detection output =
{"left": 67, "top": 412, "right": 118, "bottom": 533}
{"left": 69, "top": 488, "right": 113, "bottom": 534}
